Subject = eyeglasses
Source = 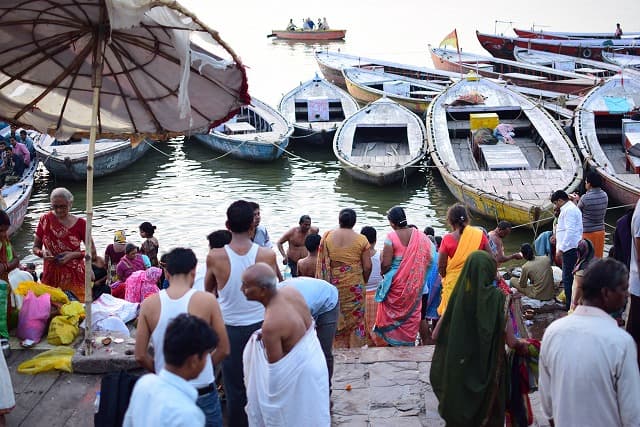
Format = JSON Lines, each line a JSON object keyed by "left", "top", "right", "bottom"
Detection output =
{"left": 51, "top": 204, "right": 69, "bottom": 209}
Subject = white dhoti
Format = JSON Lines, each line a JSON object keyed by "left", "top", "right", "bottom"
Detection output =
{"left": 243, "top": 322, "right": 330, "bottom": 427}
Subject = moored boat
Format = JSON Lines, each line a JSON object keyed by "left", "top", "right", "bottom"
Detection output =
{"left": 192, "top": 97, "right": 293, "bottom": 162}
{"left": 342, "top": 67, "right": 447, "bottom": 115}
{"left": 513, "top": 46, "right": 623, "bottom": 78}
{"left": 602, "top": 51, "right": 640, "bottom": 71}
{"left": 333, "top": 97, "right": 426, "bottom": 186}
{"left": 573, "top": 73, "right": 640, "bottom": 205}
{"left": 36, "top": 135, "right": 152, "bottom": 181}
{"left": 425, "top": 74, "right": 582, "bottom": 227}
{"left": 278, "top": 75, "right": 358, "bottom": 145}
{"left": 269, "top": 29, "right": 346, "bottom": 41}
{"left": 477, "top": 30, "right": 640, "bottom": 61}
{"left": 513, "top": 28, "right": 640, "bottom": 40}
{"left": 430, "top": 46, "right": 599, "bottom": 94}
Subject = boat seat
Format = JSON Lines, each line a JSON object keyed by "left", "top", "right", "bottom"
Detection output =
{"left": 478, "top": 143, "right": 530, "bottom": 170}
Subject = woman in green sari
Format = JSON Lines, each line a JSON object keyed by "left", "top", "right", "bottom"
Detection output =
{"left": 430, "top": 251, "right": 527, "bottom": 427}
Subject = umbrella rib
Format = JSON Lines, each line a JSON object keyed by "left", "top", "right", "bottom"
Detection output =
{"left": 102, "top": 55, "right": 139, "bottom": 134}
{"left": 108, "top": 46, "right": 163, "bottom": 132}
{"left": 13, "top": 36, "right": 95, "bottom": 121}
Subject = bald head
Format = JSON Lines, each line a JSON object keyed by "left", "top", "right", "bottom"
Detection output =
{"left": 242, "top": 262, "right": 278, "bottom": 291}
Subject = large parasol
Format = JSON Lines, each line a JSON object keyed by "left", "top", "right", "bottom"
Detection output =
{"left": 0, "top": 0, "right": 250, "bottom": 353}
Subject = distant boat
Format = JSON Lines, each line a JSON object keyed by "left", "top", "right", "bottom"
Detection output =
{"left": 512, "top": 46, "right": 624, "bottom": 78}
{"left": 602, "top": 51, "right": 640, "bottom": 71}
{"left": 574, "top": 73, "right": 640, "bottom": 205}
{"left": 425, "top": 74, "right": 582, "bottom": 227}
{"left": 35, "top": 135, "right": 152, "bottom": 181}
{"left": 278, "top": 75, "right": 358, "bottom": 145}
{"left": 268, "top": 29, "right": 346, "bottom": 41}
{"left": 342, "top": 67, "right": 447, "bottom": 114}
{"left": 513, "top": 28, "right": 640, "bottom": 40}
{"left": 430, "top": 46, "right": 599, "bottom": 94}
{"left": 333, "top": 97, "right": 427, "bottom": 186}
{"left": 0, "top": 124, "right": 40, "bottom": 236}
{"left": 192, "top": 98, "right": 293, "bottom": 162}
{"left": 476, "top": 30, "right": 640, "bottom": 61}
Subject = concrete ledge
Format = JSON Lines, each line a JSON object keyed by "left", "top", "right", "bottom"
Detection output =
{"left": 71, "top": 332, "right": 138, "bottom": 374}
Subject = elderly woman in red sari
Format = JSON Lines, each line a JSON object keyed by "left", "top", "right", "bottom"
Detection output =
{"left": 373, "top": 207, "right": 431, "bottom": 346}
{"left": 437, "top": 203, "right": 491, "bottom": 316}
{"left": 32, "top": 187, "right": 96, "bottom": 301}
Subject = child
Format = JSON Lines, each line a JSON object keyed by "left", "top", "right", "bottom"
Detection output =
{"left": 296, "top": 234, "right": 321, "bottom": 278}
{"left": 360, "top": 226, "right": 382, "bottom": 345}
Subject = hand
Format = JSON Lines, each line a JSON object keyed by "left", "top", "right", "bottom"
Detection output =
{"left": 513, "top": 252, "right": 524, "bottom": 260}
{"left": 515, "top": 339, "right": 529, "bottom": 356}
{"left": 56, "top": 252, "right": 76, "bottom": 265}
{"left": 282, "top": 258, "right": 287, "bottom": 265}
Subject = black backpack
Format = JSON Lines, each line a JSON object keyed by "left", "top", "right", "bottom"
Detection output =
{"left": 94, "top": 370, "right": 140, "bottom": 427}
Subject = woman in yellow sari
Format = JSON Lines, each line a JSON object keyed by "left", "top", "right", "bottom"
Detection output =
{"left": 317, "top": 208, "right": 372, "bottom": 348}
{"left": 437, "top": 204, "right": 491, "bottom": 316}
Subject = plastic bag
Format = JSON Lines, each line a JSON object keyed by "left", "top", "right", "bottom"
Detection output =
{"left": 15, "top": 281, "right": 69, "bottom": 305}
{"left": 60, "top": 301, "right": 85, "bottom": 318}
{"left": 8, "top": 269, "right": 34, "bottom": 310}
{"left": 91, "top": 294, "right": 139, "bottom": 327}
{"left": 47, "top": 315, "right": 80, "bottom": 345}
{"left": 17, "top": 346, "right": 74, "bottom": 374}
{"left": 17, "top": 290, "right": 51, "bottom": 342}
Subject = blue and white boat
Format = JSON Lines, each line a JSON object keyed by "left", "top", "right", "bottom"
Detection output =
{"left": 192, "top": 98, "right": 293, "bottom": 162}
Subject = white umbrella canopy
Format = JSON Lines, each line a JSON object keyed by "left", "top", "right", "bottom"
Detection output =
{"left": 0, "top": 0, "right": 250, "bottom": 354}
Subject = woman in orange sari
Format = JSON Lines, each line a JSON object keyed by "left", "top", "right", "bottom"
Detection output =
{"left": 437, "top": 204, "right": 491, "bottom": 316}
{"left": 32, "top": 188, "right": 96, "bottom": 301}
{"left": 317, "top": 208, "right": 372, "bottom": 348}
{"left": 373, "top": 207, "right": 431, "bottom": 346}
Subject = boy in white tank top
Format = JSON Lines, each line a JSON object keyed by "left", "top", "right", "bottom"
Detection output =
{"left": 135, "top": 248, "right": 229, "bottom": 427}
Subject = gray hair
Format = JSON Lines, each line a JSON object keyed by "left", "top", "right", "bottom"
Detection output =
{"left": 255, "top": 274, "right": 278, "bottom": 290}
{"left": 50, "top": 187, "right": 74, "bottom": 203}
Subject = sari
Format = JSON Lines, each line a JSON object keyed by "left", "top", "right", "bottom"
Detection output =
{"left": 437, "top": 225, "right": 484, "bottom": 316}
{"left": 140, "top": 237, "right": 159, "bottom": 266}
{"left": 430, "top": 251, "right": 509, "bottom": 427}
{"left": 116, "top": 254, "right": 146, "bottom": 282}
{"left": 35, "top": 211, "right": 87, "bottom": 301}
{"left": 373, "top": 229, "right": 431, "bottom": 346}
{"left": 124, "top": 267, "right": 162, "bottom": 303}
{"left": 316, "top": 230, "right": 369, "bottom": 348}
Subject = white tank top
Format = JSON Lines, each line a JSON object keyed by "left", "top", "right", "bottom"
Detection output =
{"left": 150, "top": 289, "right": 214, "bottom": 388}
{"left": 218, "top": 243, "right": 265, "bottom": 326}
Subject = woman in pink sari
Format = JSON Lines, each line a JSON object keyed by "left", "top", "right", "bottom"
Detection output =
{"left": 373, "top": 207, "right": 431, "bottom": 346}
{"left": 32, "top": 188, "right": 96, "bottom": 301}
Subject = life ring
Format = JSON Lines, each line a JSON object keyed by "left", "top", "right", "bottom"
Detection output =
{"left": 581, "top": 47, "right": 592, "bottom": 59}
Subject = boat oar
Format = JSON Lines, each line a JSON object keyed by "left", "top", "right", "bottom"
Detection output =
{"left": 266, "top": 33, "right": 277, "bottom": 38}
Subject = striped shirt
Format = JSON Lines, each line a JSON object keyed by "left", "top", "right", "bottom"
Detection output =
{"left": 578, "top": 188, "right": 608, "bottom": 232}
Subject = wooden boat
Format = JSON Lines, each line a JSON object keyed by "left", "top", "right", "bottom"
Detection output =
{"left": 192, "top": 97, "right": 293, "bottom": 162}
{"left": 35, "top": 135, "right": 152, "bottom": 181}
{"left": 278, "top": 75, "right": 358, "bottom": 145}
{"left": 0, "top": 125, "right": 41, "bottom": 236}
{"left": 342, "top": 67, "right": 447, "bottom": 114}
{"left": 513, "top": 46, "right": 623, "bottom": 78}
{"left": 268, "top": 29, "right": 346, "bottom": 40}
{"left": 573, "top": 73, "right": 640, "bottom": 205}
{"left": 514, "top": 28, "right": 640, "bottom": 40}
{"left": 476, "top": 30, "right": 640, "bottom": 61}
{"left": 602, "top": 51, "right": 640, "bottom": 70}
{"left": 425, "top": 74, "right": 582, "bottom": 227}
{"left": 430, "top": 46, "right": 599, "bottom": 94}
{"left": 333, "top": 97, "right": 426, "bottom": 186}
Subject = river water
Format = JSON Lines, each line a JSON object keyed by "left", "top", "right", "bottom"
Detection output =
{"left": 13, "top": 0, "right": 638, "bottom": 264}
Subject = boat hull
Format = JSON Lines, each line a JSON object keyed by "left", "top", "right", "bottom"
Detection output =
{"left": 270, "top": 30, "right": 346, "bottom": 40}
{"left": 340, "top": 163, "right": 418, "bottom": 186}
{"left": 291, "top": 125, "right": 336, "bottom": 145}
{"left": 3, "top": 159, "right": 37, "bottom": 237}
{"left": 37, "top": 139, "right": 152, "bottom": 181}
{"left": 192, "top": 133, "right": 290, "bottom": 162}
{"left": 344, "top": 75, "right": 430, "bottom": 114}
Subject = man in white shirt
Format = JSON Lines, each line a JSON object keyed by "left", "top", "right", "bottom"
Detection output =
{"left": 539, "top": 258, "right": 640, "bottom": 427}
{"left": 551, "top": 190, "right": 583, "bottom": 310}
{"left": 125, "top": 314, "right": 219, "bottom": 427}
{"left": 628, "top": 199, "right": 640, "bottom": 367}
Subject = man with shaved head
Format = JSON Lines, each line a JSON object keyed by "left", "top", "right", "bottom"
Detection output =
{"left": 241, "top": 263, "right": 330, "bottom": 426}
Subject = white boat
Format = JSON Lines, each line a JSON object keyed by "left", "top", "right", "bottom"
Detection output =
{"left": 602, "top": 51, "right": 640, "bottom": 71}
{"left": 513, "top": 46, "right": 623, "bottom": 78}
{"left": 574, "top": 73, "right": 640, "bottom": 205}
{"left": 36, "top": 135, "right": 152, "bottom": 181}
{"left": 192, "top": 97, "right": 293, "bottom": 162}
{"left": 425, "top": 74, "right": 582, "bottom": 227}
{"left": 333, "top": 97, "right": 426, "bottom": 185}
{"left": 278, "top": 75, "right": 358, "bottom": 145}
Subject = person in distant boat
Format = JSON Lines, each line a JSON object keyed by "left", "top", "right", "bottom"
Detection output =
{"left": 615, "top": 23, "right": 623, "bottom": 39}
{"left": 317, "top": 18, "right": 323, "bottom": 30}
{"left": 286, "top": 18, "right": 296, "bottom": 31}
{"left": 0, "top": 141, "right": 13, "bottom": 185}
{"left": 306, "top": 17, "right": 315, "bottom": 30}
{"left": 18, "top": 130, "right": 35, "bottom": 160}
{"left": 322, "top": 17, "right": 329, "bottom": 30}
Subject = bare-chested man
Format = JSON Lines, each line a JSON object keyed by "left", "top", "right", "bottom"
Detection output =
{"left": 296, "top": 234, "right": 321, "bottom": 278}
{"left": 488, "top": 221, "right": 523, "bottom": 265}
{"left": 277, "top": 215, "right": 319, "bottom": 277}
{"left": 205, "top": 200, "right": 281, "bottom": 427}
{"left": 241, "top": 263, "right": 330, "bottom": 425}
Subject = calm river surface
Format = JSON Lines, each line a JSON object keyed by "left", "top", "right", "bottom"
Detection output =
{"left": 13, "top": 0, "right": 638, "bottom": 264}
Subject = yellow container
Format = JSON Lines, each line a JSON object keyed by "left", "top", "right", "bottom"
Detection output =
{"left": 469, "top": 113, "right": 499, "bottom": 130}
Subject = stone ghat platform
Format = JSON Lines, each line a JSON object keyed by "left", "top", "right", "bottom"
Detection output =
{"left": 6, "top": 346, "right": 551, "bottom": 427}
